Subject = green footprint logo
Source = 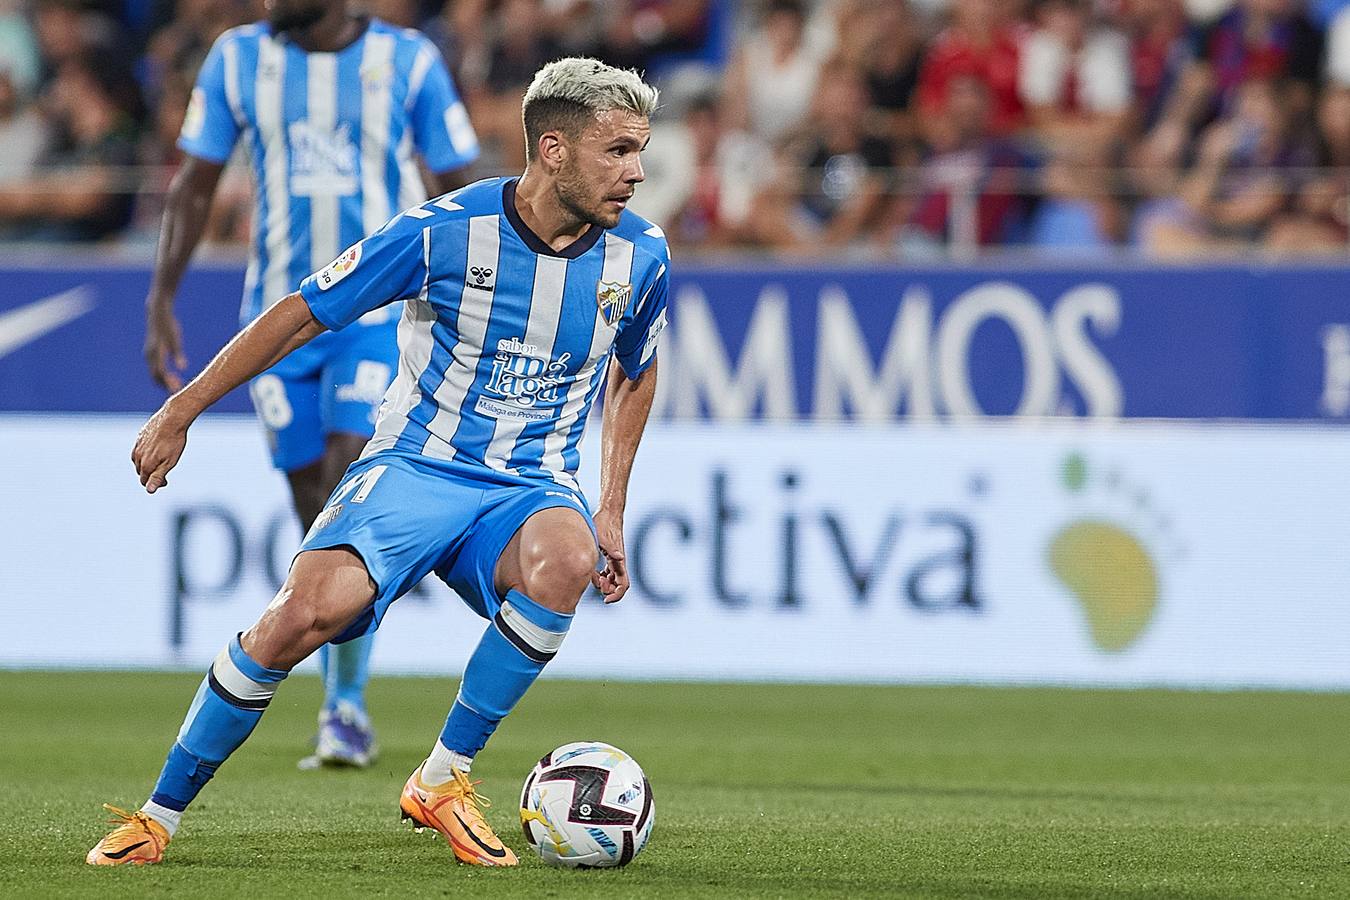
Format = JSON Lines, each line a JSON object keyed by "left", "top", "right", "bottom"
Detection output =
{"left": 1047, "top": 453, "right": 1161, "bottom": 652}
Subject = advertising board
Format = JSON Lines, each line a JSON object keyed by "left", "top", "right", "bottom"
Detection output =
{"left": 3, "top": 415, "right": 1345, "bottom": 689}
{"left": 4, "top": 261, "right": 1350, "bottom": 420}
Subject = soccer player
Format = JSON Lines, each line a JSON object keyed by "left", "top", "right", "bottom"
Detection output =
{"left": 88, "top": 57, "right": 667, "bottom": 868}
{"left": 143, "top": 0, "right": 480, "bottom": 767}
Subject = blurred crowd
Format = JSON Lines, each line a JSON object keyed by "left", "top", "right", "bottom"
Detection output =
{"left": 2, "top": 0, "right": 1350, "bottom": 256}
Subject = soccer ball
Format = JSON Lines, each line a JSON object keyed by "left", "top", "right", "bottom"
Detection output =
{"left": 519, "top": 741, "right": 654, "bottom": 868}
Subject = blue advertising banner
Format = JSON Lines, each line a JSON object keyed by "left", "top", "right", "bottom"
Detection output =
{"left": 1, "top": 258, "right": 1347, "bottom": 420}
{"left": 0, "top": 262, "right": 251, "bottom": 413}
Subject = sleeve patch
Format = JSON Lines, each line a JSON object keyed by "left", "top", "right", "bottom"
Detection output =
{"left": 317, "top": 244, "right": 362, "bottom": 291}
{"left": 444, "top": 102, "right": 478, "bottom": 156}
{"left": 181, "top": 87, "right": 206, "bottom": 140}
{"left": 641, "top": 308, "right": 667, "bottom": 365}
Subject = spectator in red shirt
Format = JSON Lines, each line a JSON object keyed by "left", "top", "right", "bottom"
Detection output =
{"left": 916, "top": 0, "right": 1026, "bottom": 150}
{"left": 1119, "top": 0, "right": 1194, "bottom": 132}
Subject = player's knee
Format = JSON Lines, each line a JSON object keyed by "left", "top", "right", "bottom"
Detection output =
{"left": 242, "top": 592, "right": 313, "bottom": 670}
{"left": 254, "top": 587, "right": 327, "bottom": 650}
{"left": 522, "top": 542, "right": 597, "bottom": 610}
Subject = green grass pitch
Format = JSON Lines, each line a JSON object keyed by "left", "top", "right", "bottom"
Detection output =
{"left": 2, "top": 672, "right": 1346, "bottom": 898}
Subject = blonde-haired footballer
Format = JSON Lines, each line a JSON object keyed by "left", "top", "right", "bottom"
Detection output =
{"left": 89, "top": 57, "right": 667, "bottom": 868}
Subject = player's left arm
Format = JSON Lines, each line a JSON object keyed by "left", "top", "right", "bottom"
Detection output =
{"left": 592, "top": 251, "right": 670, "bottom": 603}
{"left": 593, "top": 357, "right": 659, "bottom": 604}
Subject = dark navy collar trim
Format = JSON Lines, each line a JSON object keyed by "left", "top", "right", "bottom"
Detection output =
{"left": 502, "top": 179, "right": 604, "bottom": 259}
{"left": 266, "top": 15, "right": 371, "bottom": 52}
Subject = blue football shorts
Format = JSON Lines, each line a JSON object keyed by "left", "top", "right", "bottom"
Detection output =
{"left": 248, "top": 316, "right": 398, "bottom": 472}
{"left": 297, "top": 450, "right": 597, "bottom": 641}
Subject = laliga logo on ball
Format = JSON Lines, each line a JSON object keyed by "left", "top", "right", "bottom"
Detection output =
{"left": 520, "top": 741, "right": 654, "bottom": 868}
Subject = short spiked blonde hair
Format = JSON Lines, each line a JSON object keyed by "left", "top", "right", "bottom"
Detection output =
{"left": 521, "top": 58, "right": 659, "bottom": 161}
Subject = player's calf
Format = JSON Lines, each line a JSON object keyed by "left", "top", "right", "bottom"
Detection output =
{"left": 87, "top": 632, "right": 288, "bottom": 865}
{"left": 402, "top": 509, "right": 597, "bottom": 866}
{"left": 88, "top": 548, "right": 378, "bottom": 864}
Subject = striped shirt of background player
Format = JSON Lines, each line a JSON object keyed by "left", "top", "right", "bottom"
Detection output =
{"left": 300, "top": 179, "right": 670, "bottom": 490}
{"left": 177, "top": 19, "right": 479, "bottom": 325}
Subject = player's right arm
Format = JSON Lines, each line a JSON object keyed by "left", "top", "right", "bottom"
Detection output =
{"left": 145, "top": 31, "right": 242, "bottom": 391}
{"left": 134, "top": 293, "right": 326, "bottom": 493}
{"left": 145, "top": 156, "right": 226, "bottom": 390}
{"left": 134, "top": 212, "right": 434, "bottom": 493}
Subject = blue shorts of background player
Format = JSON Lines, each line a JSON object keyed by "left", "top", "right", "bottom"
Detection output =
{"left": 248, "top": 316, "right": 397, "bottom": 472}
{"left": 299, "top": 450, "right": 596, "bottom": 644}
{"left": 245, "top": 312, "right": 398, "bottom": 767}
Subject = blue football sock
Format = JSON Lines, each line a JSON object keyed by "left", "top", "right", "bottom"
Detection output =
{"left": 440, "top": 590, "right": 572, "bottom": 758}
{"left": 318, "top": 632, "right": 374, "bottom": 712}
{"left": 148, "top": 634, "right": 288, "bottom": 813}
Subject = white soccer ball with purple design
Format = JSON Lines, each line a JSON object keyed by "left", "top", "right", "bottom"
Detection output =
{"left": 519, "top": 741, "right": 654, "bottom": 868}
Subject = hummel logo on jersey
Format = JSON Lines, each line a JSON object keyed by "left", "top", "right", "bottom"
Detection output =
{"left": 597, "top": 281, "right": 632, "bottom": 327}
{"left": 466, "top": 266, "right": 495, "bottom": 292}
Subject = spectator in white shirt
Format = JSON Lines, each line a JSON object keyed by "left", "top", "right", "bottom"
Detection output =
{"left": 1019, "top": 0, "right": 1132, "bottom": 155}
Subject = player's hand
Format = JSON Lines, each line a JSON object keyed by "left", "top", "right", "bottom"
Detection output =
{"left": 591, "top": 509, "right": 629, "bottom": 604}
{"left": 145, "top": 306, "right": 188, "bottom": 391}
{"left": 132, "top": 402, "right": 191, "bottom": 493}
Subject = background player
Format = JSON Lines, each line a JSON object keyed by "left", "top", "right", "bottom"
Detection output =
{"left": 142, "top": 0, "right": 479, "bottom": 767}
{"left": 89, "top": 57, "right": 666, "bottom": 868}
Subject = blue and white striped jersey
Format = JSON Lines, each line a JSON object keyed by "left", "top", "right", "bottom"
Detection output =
{"left": 178, "top": 18, "right": 479, "bottom": 326}
{"left": 298, "top": 178, "right": 670, "bottom": 490}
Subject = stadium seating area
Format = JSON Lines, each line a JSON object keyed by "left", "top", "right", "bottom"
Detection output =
{"left": 1, "top": 0, "right": 1349, "bottom": 256}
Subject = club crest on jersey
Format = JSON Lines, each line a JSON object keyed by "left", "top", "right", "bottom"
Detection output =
{"left": 359, "top": 60, "right": 394, "bottom": 92}
{"left": 596, "top": 281, "right": 632, "bottom": 327}
{"left": 317, "top": 244, "right": 361, "bottom": 290}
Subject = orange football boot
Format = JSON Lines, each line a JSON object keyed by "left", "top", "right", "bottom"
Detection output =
{"left": 400, "top": 766, "right": 518, "bottom": 867}
{"left": 85, "top": 805, "right": 170, "bottom": 866}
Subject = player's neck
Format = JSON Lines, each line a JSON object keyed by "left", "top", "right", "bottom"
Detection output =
{"left": 512, "top": 171, "right": 593, "bottom": 252}
{"left": 285, "top": 10, "right": 362, "bottom": 53}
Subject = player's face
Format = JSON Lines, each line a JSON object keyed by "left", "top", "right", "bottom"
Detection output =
{"left": 556, "top": 109, "right": 650, "bottom": 230}
{"left": 265, "top": 0, "right": 329, "bottom": 32}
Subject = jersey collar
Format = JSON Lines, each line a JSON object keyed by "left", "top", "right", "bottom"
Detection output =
{"left": 502, "top": 178, "right": 604, "bottom": 260}
{"left": 266, "top": 15, "right": 371, "bottom": 53}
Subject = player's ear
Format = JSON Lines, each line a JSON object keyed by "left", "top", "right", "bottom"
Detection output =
{"left": 538, "top": 131, "right": 568, "bottom": 175}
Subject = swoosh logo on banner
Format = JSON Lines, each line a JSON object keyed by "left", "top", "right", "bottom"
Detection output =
{"left": 0, "top": 286, "right": 97, "bottom": 360}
